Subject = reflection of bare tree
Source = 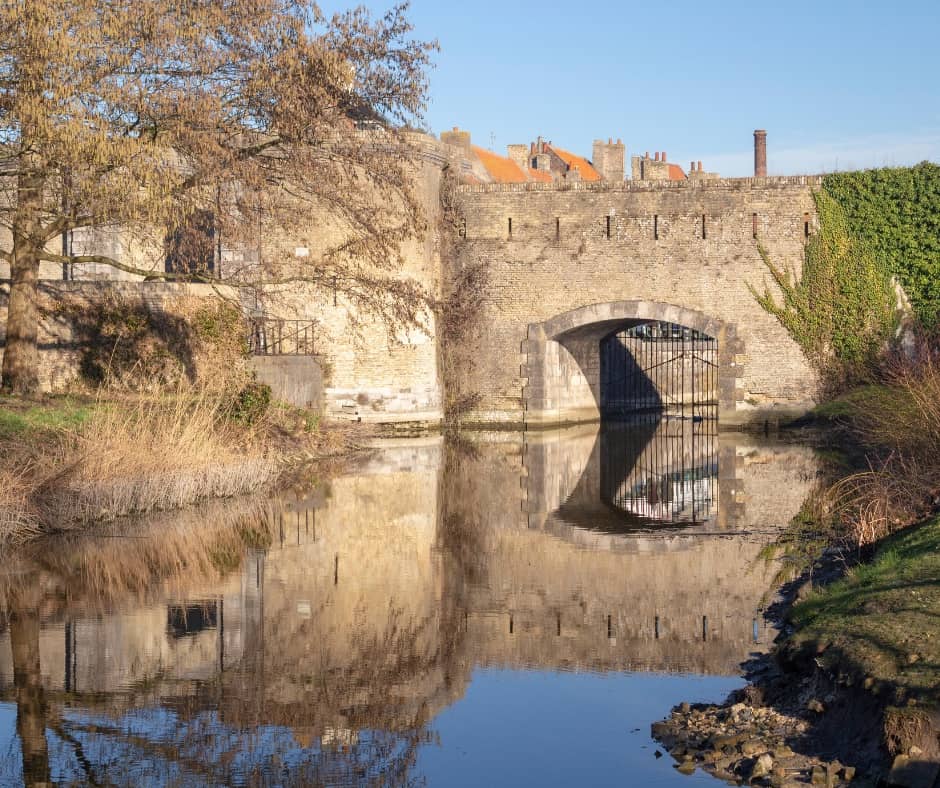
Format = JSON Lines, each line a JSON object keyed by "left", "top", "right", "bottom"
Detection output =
{"left": 434, "top": 437, "right": 501, "bottom": 690}
{"left": 33, "top": 708, "right": 428, "bottom": 786}
{"left": 8, "top": 588, "right": 49, "bottom": 787}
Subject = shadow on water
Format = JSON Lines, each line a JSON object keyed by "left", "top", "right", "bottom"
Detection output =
{"left": 0, "top": 426, "right": 821, "bottom": 786}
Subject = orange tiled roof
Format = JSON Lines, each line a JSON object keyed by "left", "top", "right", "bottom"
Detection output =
{"left": 668, "top": 163, "right": 687, "bottom": 181}
{"left": 548, "top": 145, "right": 601, "bottom": 181}
{"left": 471, "top": 145, "right": 527, "bottom": 183}
{"left": 528, "top": 168, "right": 553, "bottom": 183}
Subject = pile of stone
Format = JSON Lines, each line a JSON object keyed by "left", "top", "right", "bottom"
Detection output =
{"left": 651, "top": 701, "right": 858, "bottom": 786}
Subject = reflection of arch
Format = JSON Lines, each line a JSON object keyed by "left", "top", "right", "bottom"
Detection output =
{"left": 522, "top": 301, "right": 743, "bottom": 426}
{"left": 544, "top": 419, "right": 722, "bottom": 538}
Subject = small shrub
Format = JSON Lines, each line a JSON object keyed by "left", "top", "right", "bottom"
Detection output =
{"left": 302, "top": 410, "right": 320, "bottom": 433}
{"left": 230, "top": 381, "right": 272, "bottom": 425}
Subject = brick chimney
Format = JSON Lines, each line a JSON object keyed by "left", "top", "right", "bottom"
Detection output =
{"left": 754, "top": 129, "right": 767, "bottom": 177}
{"left": 506, "top": 144, "right": 528, "bottom": 171}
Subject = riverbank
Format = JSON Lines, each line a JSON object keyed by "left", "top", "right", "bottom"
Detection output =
{"left": 652, "top": 507, "right": 940, "bottom": 787}
{"left": 0, "top": 392, "right": 363, "bottom": 543}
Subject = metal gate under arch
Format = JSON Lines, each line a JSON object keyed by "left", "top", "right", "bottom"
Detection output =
{"left": 600, "top": 321, "right": 718, "bottom": 419}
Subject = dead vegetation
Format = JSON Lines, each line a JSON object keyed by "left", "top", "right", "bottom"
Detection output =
{"left": 0, "top": 496, "right": 277, "bottom": 620}
{"left": 0, "top": 466, "right": 41, "bottom": 544}
{"left": 35, "top": 389, "right": 276, "bottom": 528}
{"left": 0, "top": 387, "right": 279, "bottom": 544}
{"left": 822, "top": 339, "right": 940, "bottom": 546}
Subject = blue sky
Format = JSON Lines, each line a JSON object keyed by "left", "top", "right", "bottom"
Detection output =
{"left": 325, "top": 0, "right": 940, "bottom": 176}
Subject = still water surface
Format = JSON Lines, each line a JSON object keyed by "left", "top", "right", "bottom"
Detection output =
{"left": 0, "top": 420, "right": 818, "bottom": 786}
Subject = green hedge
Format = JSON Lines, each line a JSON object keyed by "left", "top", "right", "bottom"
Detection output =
{"left": 823, "top": 162, "right": 940, "bottom": 325}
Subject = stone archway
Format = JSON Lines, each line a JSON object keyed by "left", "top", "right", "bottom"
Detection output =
{"left": 521, "top": 301, "right": 743, "bottom": 426}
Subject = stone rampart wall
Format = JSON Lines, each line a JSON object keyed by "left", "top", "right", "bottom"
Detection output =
{"left": 0, "top": 280, "right": 245, "bottom": 391}
{"left": 451, "top": 176, "right": 821, "bottom": 426}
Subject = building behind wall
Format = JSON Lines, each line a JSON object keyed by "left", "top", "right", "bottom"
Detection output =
{"left": 630, "top": 151, "right": 720, "bottom": 182}
{"left": 441, "top": 128, "right": 624, "bottom": 185}
{"left": 441, "top": 128, "right": 720, "bottom": 185}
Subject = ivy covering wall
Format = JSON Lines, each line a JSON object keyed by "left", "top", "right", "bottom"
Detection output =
{"left": 752, "top": 191, "right": 896, "bottom": 390}
{"left": 823, "top": 162, "right": 940, "bottom": 325}
{"left": 754, "top": 162, "right": 939, "bottom": 391}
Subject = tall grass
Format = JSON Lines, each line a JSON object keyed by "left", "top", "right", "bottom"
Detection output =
{"left": 829, "top": 340, "right": 940, "bottom": 545}
{"left": 36, "top": 389, "right": 277, "bottom": 527}
{"left": 0, "top": 466, "right": 41, "bottom": 545}
{"left": 0, "top": 388, "right": 278, "bottom": 541}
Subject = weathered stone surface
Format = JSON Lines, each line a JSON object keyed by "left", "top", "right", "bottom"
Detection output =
{"left": 451, "top": 177, "right": 820, "bottom": 426}
{"left": 0, "top": 149, "right": 822, "bottom": 429}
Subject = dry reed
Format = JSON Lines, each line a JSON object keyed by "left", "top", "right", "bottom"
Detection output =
{"left": 0, "top": 496, "right": 277, "bottom": 618}
{"left": 34, "top": 389, "right": 277, "bottom": 529}
{"left": 830, "top": 341, "right": 940, "bottom": 545}
{"left": 0, "top": 466, "right": 41, "bottom": 545}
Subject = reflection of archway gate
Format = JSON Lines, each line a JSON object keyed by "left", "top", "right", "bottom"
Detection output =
{"left": 601, "top": 417, "right": 719, "bottom": 527}
{"left": 600, "top": 325, "right": 718, "bottom": 418}
{"left": 522, "top": 301, "right": 743, "bottom": 427}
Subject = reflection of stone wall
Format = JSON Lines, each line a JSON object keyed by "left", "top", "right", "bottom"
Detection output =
{"left": 463, "top": 533, "right": 775, "bottom": 674}
{"left": 222, "top": 440, "right": 457, "bottom": 733}
{"left": 734, "top": 441, "right": 820, "bottom": 532}
{"left": 445, "top": 427, "right": 819, "bottom": 674}
{"left": 0, "top": 428, "right": 818, "bottom": 738}
{"left": 0, "top": 578, "right": 245, "bottom": 695}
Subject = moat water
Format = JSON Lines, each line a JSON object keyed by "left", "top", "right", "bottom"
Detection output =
{"left": 0, "top": 419, "right": 819, "bottom": 786}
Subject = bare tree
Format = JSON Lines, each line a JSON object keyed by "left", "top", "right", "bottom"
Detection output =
{"left": 0, "top": 0, "right": 436, "bottom": 393}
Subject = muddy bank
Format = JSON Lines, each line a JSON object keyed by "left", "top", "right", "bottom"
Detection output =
{"left": 653, "top": 661, "right": 939, "bottom": 786}
{"left": 652, "top": 525, "right": 940, "bottom": 787}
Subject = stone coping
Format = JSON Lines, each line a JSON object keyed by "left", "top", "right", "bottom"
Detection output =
{"left": 457, "top": 174, "right": 824, "bottom": 195}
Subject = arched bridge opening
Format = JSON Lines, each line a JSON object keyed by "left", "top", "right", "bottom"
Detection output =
{"left": 522, "top": 302, "right": 742, "bottom": 427}
{"left": 600, "top": 321, "right": 718, "bottom": 420}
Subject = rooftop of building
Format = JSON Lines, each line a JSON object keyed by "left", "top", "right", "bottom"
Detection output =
{"left": 547, "top": 145, "right": 602, "bottom": 182}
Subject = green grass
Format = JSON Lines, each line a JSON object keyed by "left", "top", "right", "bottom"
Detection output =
{"left": 0, "top": 397, "right": 94, "bottom": 439}
{"left": 790, "top": 516, "right": 940, "bottom": 705}
{"left": 811, "top": 384, "right": 897, "bottom": 421}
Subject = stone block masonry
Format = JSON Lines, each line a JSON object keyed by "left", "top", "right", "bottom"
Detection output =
{"left": 0, "top": 127, "right": 823, "bottom": 429}
{"left": 450, "top": 175, "right": 822, "bottom": 427}
{"left": 0, "top": 280, "right": 249, "bottom": 392}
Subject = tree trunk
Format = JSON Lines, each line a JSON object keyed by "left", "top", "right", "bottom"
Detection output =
{"left": 1, "top": 170, "right": 44, "bottom": 395}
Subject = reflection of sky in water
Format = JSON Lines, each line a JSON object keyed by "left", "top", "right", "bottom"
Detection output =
{"left": 0, "top": 428, "right": 819, "bottom": 786}
{"left": 602, "top": 419, "right": 720, "bottom": 529}
{"left": 616, "top": 471, "right": 717, "bottom": 523}
{"left": 0, "top": 674, "right": 741, "bottom": 787}
{"left": 415, "top": 670, "right": 741, "bottom": 788}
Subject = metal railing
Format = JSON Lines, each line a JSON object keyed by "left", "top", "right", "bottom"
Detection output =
{"left": 248, "top": 318, "right": 318, "bottom": 356}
